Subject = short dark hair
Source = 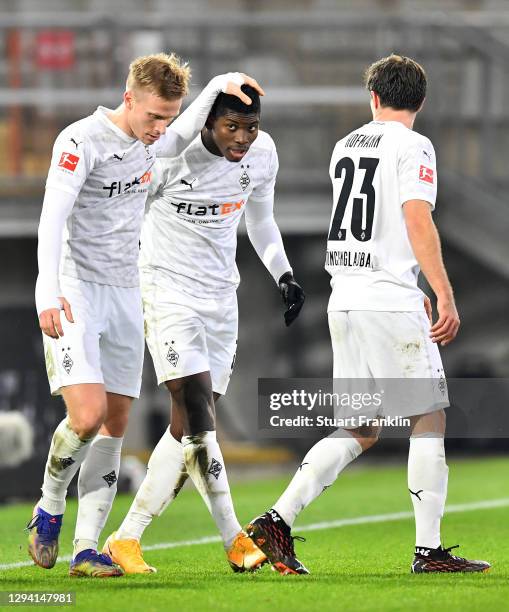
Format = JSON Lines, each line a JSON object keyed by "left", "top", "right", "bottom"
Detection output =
{"left": 364, "top": 54, "right": 427, "bottom": 112}
{"left": 209, "top": 84, "right": 261, "bottom": 119}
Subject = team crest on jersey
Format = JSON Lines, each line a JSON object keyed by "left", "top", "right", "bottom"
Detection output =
{"left": 239, "top": 164, "right": 250, "bottom": 191}
{"left": 419, "top": 165, "right": 434, "bottom": 184}
{"left": 58, "top": 152, "right": 80, "bottom": 172}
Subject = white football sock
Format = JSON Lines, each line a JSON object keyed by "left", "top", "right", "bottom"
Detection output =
{"left": 408, "top": 434, "right": 448, "bottom": 549}
{"left": 273, "top": 432, "right": 363, "bottom": 527}
{"left": 116, "top": 428, "right": 188, "bottom": 541}
{"left": 182, "top": 431, "right": 241, "bottom": 549}
{"left": 73, "top": 434, "right": 123, "bottom": 556}
{"left": 39, "top": 418, "right": 94, "bottom": 516}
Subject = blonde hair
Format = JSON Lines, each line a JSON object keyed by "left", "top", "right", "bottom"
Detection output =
{"left": 126, "top": 53, "right": 191, "bottom": 100}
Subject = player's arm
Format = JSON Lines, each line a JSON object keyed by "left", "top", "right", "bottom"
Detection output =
{"left": 399, "top": 136, "right": 459, "bottom": 346}
{"left": 403, "top": 201, "right": 459, "bottom": 346}
{"left": 245, "top": 146, "right": 305, "bottom": 326}
{"left": 37, "top": 129, "right": 91, "bottom": 338}
{"left": 36, "top": 188, "right": 76, "bottom": 338}
{"left": 156, "top": 72, "right": 264, "bottom": 158}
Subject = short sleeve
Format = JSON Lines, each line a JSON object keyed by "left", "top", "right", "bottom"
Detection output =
{"left": 45, "top": 126, "right": 94, "bottom": 197}
{"left": 398, "top": 136, "right": 437, "bottom": 210}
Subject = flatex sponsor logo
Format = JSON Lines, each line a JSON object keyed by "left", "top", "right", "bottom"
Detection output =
{"left": 102, "top": 170, "right": 152, "bottom": 197}
{"left": 171, "top": 199, "right": 245, "bottom": 216}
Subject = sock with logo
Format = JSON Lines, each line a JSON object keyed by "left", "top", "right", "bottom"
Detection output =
{"left": 273, "top": 432, "right": 363, "bottom": 527}
{"left": 73, "top": 434, "right": 123, "bottom": 556}
{"left": 39, "top": 418, "right": 94, "bottom": 516}
{"left": 116, "top": 428, "right": 188, "bottom": 541}
{"left": 182, "top": 430, "right": 241, "bottom": 549}
{"left": 408, "top": 434, "right": 448, "bottom": 549}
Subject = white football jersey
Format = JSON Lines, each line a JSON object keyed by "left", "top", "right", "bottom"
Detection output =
{"left": 326, "top": 120, "right": 437, "bottom": 311}
{"left": 139, "top": 130, "right": 278, "bottom": 297}
{"left": 45, "top": 106, "right": 181, "bottom": 288}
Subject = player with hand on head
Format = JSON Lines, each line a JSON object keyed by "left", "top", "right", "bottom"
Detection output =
{"left": 103, "top": 84, "right": 304, "bottom": 574}
{"left": 27, "top": 51, "right": 264, "bottom": 578}
{"left": 244, "top": 54, "right": 490, "bottom": 576}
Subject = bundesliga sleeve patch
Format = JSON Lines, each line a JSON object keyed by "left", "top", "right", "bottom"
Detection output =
{"left": 419, "top": 165, "right": 434, "bottom": 184}
{"left": 58, "top": 152, "right": 80, "bottom": 172}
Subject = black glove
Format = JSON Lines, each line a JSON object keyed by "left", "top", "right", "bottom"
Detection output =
{"left": 278, "top": 272, "right": 305, "bottom": 327}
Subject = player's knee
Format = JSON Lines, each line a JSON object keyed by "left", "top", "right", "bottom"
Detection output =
{"left": 101, "top": 410, "right": 129, "bottom": 437}
{"left": 350, "top": 424, "right": 380, "bottom": 451}
{"left": 410, "top": 409, "right": 446, "bottom": 436}
{"left": 70, "top": 417, "right": 102, "bottom": 440}
{"left": 166, "top": 378, "right": 186, "bottom": 404}
{"left": 361, "top": 435, "right": 379, "bottom": 451}
{"left": 182, "top": 380, "right": 215, "bottom": 435}
{"left": 69, "top": 401, "right": 107, "bottom": 439}
{"left": 166, "top": 376, "right": 215, "bottom": 435}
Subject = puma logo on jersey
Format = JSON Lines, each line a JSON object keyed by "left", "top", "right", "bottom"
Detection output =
{"left": 113, "top": 153, "right": 125, "bottom": 161}
{"left": 181, "top": 177, "right": 197, "bottom": 189}
{"left": 58, "top": 152, "right": 80, "bottom": 172}
{"left": 70, "top": 138, "right": 83, "bottom": 149}
{"left": 419, "top": 165, "right": 434, "bottom": 184}
{"left": 422, "top": 149, "right": 431, "bottom": 161}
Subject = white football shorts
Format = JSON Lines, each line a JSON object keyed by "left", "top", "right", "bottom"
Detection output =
{"left": 141, "top": 272, "right": 238, "bottom": 396}
{"left": 43, "top": 274, "right": 144, "bottom": 398}
{"left": 328, "top": 310, "right": 449, "bottom": 418}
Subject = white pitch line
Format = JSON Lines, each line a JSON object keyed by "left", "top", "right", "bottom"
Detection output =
{"left": 2, "top": 497, "right": 508, "bottom": 572}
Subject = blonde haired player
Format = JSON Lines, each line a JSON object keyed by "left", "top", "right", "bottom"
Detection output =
{"left": 28, "top": 52, "right": 263, "bottom": 578}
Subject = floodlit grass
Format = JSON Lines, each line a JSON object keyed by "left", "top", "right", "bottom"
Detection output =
{"left": 1, "top": 457, "right": 507, "bottom": 611}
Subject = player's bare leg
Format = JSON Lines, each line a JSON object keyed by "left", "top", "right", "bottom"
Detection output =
{"left": 27, "top": 384, "right": 106, "bottom": 569}
{"left": 246, "top": 425, "right": 378, "bottom": 574}
{"left": 408, "top": 410, "right": 490, "bottom": 573}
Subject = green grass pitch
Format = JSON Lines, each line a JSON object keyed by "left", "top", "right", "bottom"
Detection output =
{"left": 1, "top": 456, "right": 508, "bottom": 611}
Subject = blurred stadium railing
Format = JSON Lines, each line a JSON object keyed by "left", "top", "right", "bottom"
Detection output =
{"left": 1, "top": 9, "right": 509, "bottom": 268}
{"left": 1, "top": 3, "right": 508, "bottom": 499}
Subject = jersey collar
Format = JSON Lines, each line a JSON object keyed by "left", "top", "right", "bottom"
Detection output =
{"left": 94, "top": 106, "right": 138, "bottom": 144}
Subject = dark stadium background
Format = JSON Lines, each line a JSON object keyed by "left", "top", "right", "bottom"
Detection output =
{"left": 1, "top": 0, "right": 508, "bottom": 502}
